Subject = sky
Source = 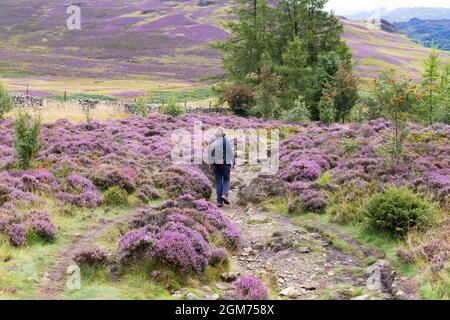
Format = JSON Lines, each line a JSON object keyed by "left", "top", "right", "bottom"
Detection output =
{"left": 325, "top": 0, "right": 450, "bottom": 15}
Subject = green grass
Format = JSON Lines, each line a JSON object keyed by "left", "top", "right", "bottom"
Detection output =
{"left": 0, "top": 201, "right": 133, "bottom": 299}
{"left": 64, "top": 264, "right": 173, "bottom": 300}
{"left": 0, "top": 72, "right": 34, "bottom": 78}
{"left": 419, "top": 278, "right": 450, "bottom": 300}
{"left": 146, "top": 88, "right": 214, "bottom": 103}
{"left": 288, "top": 211, "right": 417, "bottom": 276}
{"left": 49, "top": 93, "right": 117, "bottom": 102}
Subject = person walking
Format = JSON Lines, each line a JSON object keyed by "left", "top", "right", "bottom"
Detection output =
{"left": 208, "top": 127, "right": 235, "bottom": 207}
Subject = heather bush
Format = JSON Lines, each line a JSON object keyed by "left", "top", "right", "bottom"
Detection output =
{"left": 281, "top": 159, "right": 322, "bottom": 182}
{"left": 118, "top": 228, "right": 155, "bottom": 262}
{"left": 92, "top": 167, "right": 138, "bottom": 194}
{"left": 9, "top": 224, "right": 27, "bottom": 247}
{"left": 73, "top": 247, "right": 110, "bottom": 266}
{"left": 57, "top": 174, "right": 102, "bottom": 208}
{"left": 14, "top": 112, "right": 41, "bottom": 169}
{"left": 209, "top": 247, "right": 228, "bottom": 266}
{"left": 223, "top": 84, "right": 256, "bottom": 116}
{"left": 154, "top": 230, "right": 209, "bottom": 275}
{"left": 154, "top": 164, "right": 212, "bottom": 199}
{"left": 138, "top": 185, "right": 161, "bottom": 202}
{"left": 103, "top": 186, "right": 128, "bottom": 206}
{"left": 160, "top": 98, "right": 183, "bottom": 117}
{"left": 0, "top": 83, "right": 13, "bottom": 120}
{"left": 361, "top": 187, "right": 438, "bottom": 237}
{"left": 118, "top": 195, "right": 241, "bottom": 276}
{"left": 298, "top": 189, "right": 328, "bottom": 213}
{"left": 234, "top": 276, "right": 269, "bottom": 300}
{"left": 28, "top": 211, "right": 57, "bottom": 242}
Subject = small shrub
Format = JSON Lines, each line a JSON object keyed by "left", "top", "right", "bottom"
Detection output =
{"left": 319, "top": 172, "right": 331, "bottom": 187}
{"left": 73, "top": 248, "right": 110, "bottom": 266}
{"left": 209, "top": 247, "right": 228, "bottom": 266}
{"left": 103, "top": 186, "right": 128, "bottom": 206}
{"left": 81, "top": 104, "right": 94, "bottom": 128}
{"left": 234, "top": 276, "right": 269, "bottom": 300}
{"left": 93, "top": 167, "right": 138, "bottom": 193}
{"left": 361, "top": 187, "right": 438, "bottom": 237}
{"left": 14, "top": 112, "right": 42, "bottom": 169}
{"left": 280, "top": 95, "right": 310, "bottom": 123}
{"left": 29, "top": 211, "right": 57, "bottom": 242}
{"left": 223, "top": 84, "right": 256, "bottom": 116}
{"left": 299, "top": 189, "right": 328, "bottom": 213}
{"left": 138, "top": 185, "right": 161, "bottom": 202}
{"left": 318, "top": 83, "right": 336, "bottom": 125}
{"left": 9, "top": 224, "right": 27, "bottom": 247}
{"left": 0, "top": 83, "right": 13, "bottom": 119}
{"left": 154, "top": 230, "right": 209, "bottom": 275}
{"left": 154, "top": 165, "right": 212, "bottom": 199}
{"left": 341, "top": 139, "right": 361, "bottom": 156}
{"left": 161, "top": 98, "right": 183, "bottom": 117}
{"left": 130, "top": 96, "right": 150, "bottom": 117}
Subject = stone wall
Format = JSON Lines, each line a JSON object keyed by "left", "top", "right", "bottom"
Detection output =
{"left": 11, "top": 94, "right": 228, "bottom": 115}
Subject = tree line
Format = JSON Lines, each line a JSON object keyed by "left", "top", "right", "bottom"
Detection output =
{"left": 214, "top": 0, "right": 449, "bottom": 126}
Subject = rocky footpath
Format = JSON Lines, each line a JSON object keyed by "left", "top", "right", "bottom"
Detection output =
{"left": 206, "top": 166, "right": 418, "bottom": 300}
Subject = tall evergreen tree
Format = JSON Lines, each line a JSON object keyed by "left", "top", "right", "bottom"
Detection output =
{"left": 438, "top": 62, "right": 450, "bottom": 124}
{"left": 334, "top": 60, "right": 359, "bottom": 123}
{"left": 421, "top": 49, "right": 441, "bottom": 125}
{"left": 215, "top": 0, "right": 275, "bottom": 82}
{"left": 215, "top": 0, "right": 352, "bottom": 120}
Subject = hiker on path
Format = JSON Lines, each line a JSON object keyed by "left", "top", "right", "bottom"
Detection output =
{"left": 207, "top": 127, "right": 235, "bottom": 207}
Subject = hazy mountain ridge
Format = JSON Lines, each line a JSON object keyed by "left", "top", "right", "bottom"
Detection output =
{"left": 347, "top": 7, "right": 450, "bottom": 22}
{"left": 395, "top": 18, "right": 450, "bottom": 51}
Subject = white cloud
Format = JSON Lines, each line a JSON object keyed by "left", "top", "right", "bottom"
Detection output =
{"left": 325, "top": 0, "right": 450, "bottom": 15}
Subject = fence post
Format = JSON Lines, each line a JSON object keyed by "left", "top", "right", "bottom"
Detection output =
{"left": 209, "top": 101, "right": 212, "bottom": 108}
{"left": 162, "top": 99, "right": 165, "bottom": 108}
{"left": 184, "top": 100, "right": 187, "bottom": 109}
{"left": 26, "top": 85, "right": 29, "bottom": 96}
{"left": 64, "top": 91, "right": 67, "bottom": 102}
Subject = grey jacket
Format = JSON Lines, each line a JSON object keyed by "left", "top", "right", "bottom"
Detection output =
{"left": 207, "top": 137, "right": 235, "bottom": 165}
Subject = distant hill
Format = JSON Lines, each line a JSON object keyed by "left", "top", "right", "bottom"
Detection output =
{"left": 347, "top": 7, "right": 450, "bottom": 23}
{"left": 383, "top": 7, "right": 450, "bottom": 23}
{"left": 0, "top": 1, "right": 447, "bottom": 96}
{"left": 395, "top": 18, "right": 450, "bottom": 51}
{"left": 340, "top": 18, "right": 448, "bottom": 84}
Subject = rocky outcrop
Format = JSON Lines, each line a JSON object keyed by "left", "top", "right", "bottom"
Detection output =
{"left": 238, "top": 174, "right": 288, "bottom": 204}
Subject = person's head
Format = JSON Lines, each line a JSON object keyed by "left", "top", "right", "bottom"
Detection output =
{"left": 215, "top": 127, "right": 226, "bottom": 139}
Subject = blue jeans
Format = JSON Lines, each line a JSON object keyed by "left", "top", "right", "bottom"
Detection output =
{"left": 213, "top": 164, "right": 231, "bottom": 203}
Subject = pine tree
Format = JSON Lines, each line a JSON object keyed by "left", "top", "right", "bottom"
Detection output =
{"left": 215, "top": 0, "right": 275, "bottom": 82}
{"left": 215, "top": 0, "right": 352, "bottom": 119}
{"left": 334, "top": 60, "right": 359, "bottom": 123}
{"left": 438, "top": 63, "right": 450, "bottom": 124}
{"left": 422, "top": 49, "right": 441, "bottom": 125}
{"left": 318, "top": 82, "right": 336, "bottom": 125}
{"left": 0, "top": 83, "right": 13, "bottom": 120}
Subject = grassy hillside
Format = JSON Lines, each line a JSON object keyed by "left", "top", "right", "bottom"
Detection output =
{"left": 0, "top": 1, "right": 447, "bottom": 97}
{"left": 341, "top": 18, "right": 448, "bottom": 85}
